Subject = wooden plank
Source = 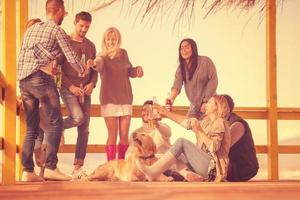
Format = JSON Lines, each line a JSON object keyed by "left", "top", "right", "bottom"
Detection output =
{"left": 62, "top": 105, "right": 300, "bottom": 120}
{"left": 15, "top": 0, "right": 28, "bottom": 182}
{"left": 0, "top": 70, "right": 6, "bottom": 104}
{"left": 59, "top": 145, "right": 106, "bottom": 153}
{"left": 0, "top": 136, "right": 3, "bottom": 150}
{"left": 256, "top": 145, "right": 268, "bottom": 154}
{"left": 17, "top": 0, "right": 28, "bottom": 49}
{"left": 2, "top": 0, "right": 17, "bottom": 185}
{"left": 1, "top": 181, "right": 300, "bottom": 200}
{"left": 0, "top": 70, "right": 6, "bottom": 88}
{"left": 17, "top": 109, "right": 26, "bottom": 181}
{"left": 278, "top": 145, "right": 300, "bottom": 154}
{"left": 266, "top": 0, "right": 278, "bottom": 181}
{"left": 277, "top": 108, "right": 300, "bottom": 120}
{"left": 11, "top": 143, "right": 300, "bottom": 155}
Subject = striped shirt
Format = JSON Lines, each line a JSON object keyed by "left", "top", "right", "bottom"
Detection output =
{"left": 17, "top": 20, "right": 84, "bottom": 81}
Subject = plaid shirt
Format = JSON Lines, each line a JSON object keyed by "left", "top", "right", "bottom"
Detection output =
{"left": 17, "top": 20, "right": 84, "bottom": 81}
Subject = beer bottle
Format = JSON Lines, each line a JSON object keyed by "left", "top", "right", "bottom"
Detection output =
{"left": 165, "top": 93, "right": 172, "bottom": 112}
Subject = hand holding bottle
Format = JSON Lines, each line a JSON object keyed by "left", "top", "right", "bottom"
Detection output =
{"left": 78, "top": 54, "right": 88, "bottom": 77}
{"left": 165, "top": 93, "right": 173, "bottom": 112}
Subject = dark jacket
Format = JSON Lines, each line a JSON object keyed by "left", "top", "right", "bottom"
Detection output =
{"left": 227, "top": 113, "right": 259, "bottom": 181}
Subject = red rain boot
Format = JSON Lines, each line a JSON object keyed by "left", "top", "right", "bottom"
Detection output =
{"left": 118, "top": 144, "right": 129, "bottom": 160}
{"left": 105, "top": 145, "right": 116, "bottom": 161}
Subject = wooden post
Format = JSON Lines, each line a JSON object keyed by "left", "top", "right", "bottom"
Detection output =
{"left": 18, "top": 0, "right": 28, "bottom": 47}
{"left": 2, "top": 0, "right": 17, "bottom": 185}
{"left": 16, "top": 0, "right": 29, "bottom": 181}
{"left": 266, "top": 0, "right": 279, "bottom": 180}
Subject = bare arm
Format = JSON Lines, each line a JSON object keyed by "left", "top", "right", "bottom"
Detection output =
{"left": 154, "top": 104, "right": 187, "bottom": 129}
{"left": 230, "top": 122, "right": 245, "bottom": 146}
{"left": 170, "top": 89, "right": 179, "bottom": 103}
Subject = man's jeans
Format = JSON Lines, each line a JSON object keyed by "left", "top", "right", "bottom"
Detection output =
{"left": 59, "top": 86, "right": 91, "bottom": 166}
{"left": 20, "top": 71, "right": 63, "bottom": 172}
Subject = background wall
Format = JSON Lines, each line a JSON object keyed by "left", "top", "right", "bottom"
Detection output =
{"left": 1, "top": 0, "right": 299, "bottom": 180}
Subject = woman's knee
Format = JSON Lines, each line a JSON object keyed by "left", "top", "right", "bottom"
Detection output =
{"left": 170, "top": 138, "right": 186, "bottom": 156}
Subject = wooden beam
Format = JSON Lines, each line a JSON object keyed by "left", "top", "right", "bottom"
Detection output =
{"left": 0, "top": 136, "right": 3, "bottom": 150}
{"left": 61, "top": 105, "right": 273, "bottom": 119}
{"left": 256, "top": 145, "right": 268, "bottom": 154}
{"left": 277, "top": 108, "right": 300, "bottom": 120}
{"left": 2, "top": 0, "right": 17, "bottom": 185}
{"left": 59, "top": 145, "right": 106, "bottom": 153}
{"left": 17, "top": 0, "right": 28, "bottom": 49}
{"left": 16, "top": 0, "right": 29, "bottom": 182}
{"left": 278, "top": 145, "right": 300, "bottom": 154}
{"left": 266, "top": 0, "right": 278, "bottom": 181}
{"left": 17, "top": 109, "right": 26, "bottom": 181}
{"left": 10, "top": 143, "right": 300, "bottom": 155}
{"left": 0, "top": 70, "right": 6, "bottom": 105}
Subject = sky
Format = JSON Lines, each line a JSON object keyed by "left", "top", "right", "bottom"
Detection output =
{"left": 0, "top": 0, "right": 300, "bottom": 180}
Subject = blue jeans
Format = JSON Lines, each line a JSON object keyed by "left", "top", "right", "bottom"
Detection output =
{"left": 169, "top": 138, "right": 212, "bottom": 178}
{"left": 59, "top": 86, "right": 91, "bottom": 166}
{"left": 20, "top": 71, "right": 63, "bottom": 172}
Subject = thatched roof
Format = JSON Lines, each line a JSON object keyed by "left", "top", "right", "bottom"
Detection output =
{"left": 88, "top": 0, "right": 264, "bottom": 28}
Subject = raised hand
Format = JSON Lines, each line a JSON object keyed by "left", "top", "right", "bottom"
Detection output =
{"left": 86, "top": 59, "right": 96, "bottom": 69}
{"left": 136, "top": 66, "right": 144, "bottom": 78}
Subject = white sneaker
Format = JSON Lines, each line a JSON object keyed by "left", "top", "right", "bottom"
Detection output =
{"left": 44, "top": 168, "right": 71, "bottom": 181}
{"left": 21, "top": 171, "right": 44, "bottom": 182}
{"left": 72, "top": 168, "right": 88, "bottom": 180}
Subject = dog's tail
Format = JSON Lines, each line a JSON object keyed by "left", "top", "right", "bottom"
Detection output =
{"left": 87, "top": 163, "right": 110, "bottom": 181}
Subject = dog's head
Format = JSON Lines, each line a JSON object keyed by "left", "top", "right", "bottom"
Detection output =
{"left": 132, "top": 132, "right": 157, "bottom": 157}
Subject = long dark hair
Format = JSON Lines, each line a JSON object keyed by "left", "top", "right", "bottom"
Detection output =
{"left": 178, "top": 38, "right": 198, "bottom": 83}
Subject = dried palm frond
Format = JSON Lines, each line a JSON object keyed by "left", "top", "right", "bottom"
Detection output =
{"left": 90, "top": 0, "right": 260, "bottom": 16}
{"left": 89, "top": 0, "right": 262, "bottom": 28}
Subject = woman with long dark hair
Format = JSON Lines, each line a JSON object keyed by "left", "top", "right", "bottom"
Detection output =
{"left": 169, "top": 38, "right": 218, "bottom": 119}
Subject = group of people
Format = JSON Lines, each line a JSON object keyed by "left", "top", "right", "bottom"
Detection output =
{"left": 17, "top": 0, "right": 258, "bottom": 182}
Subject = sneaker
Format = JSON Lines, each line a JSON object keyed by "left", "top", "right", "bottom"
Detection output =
{"left": 21, "top": 171, "right": 44, "bottom": 182}
{"left": 72, "top": 168, "right": 88, "bottom": 180}
{"left": 44, "top": 168, "right": 71, "bottom": 181}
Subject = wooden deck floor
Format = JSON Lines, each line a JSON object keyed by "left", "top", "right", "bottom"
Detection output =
{"left": 0, "top": 181, "right": 300, "bottom": 200}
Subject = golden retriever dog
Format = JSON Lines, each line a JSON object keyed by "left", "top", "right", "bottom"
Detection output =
{"left": 87, "top": 132, "right": 173, "bottom": 182}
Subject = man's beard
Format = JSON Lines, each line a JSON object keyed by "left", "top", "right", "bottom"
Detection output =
{"left": 79, "top": 32, "right": 87, "bottom": 38}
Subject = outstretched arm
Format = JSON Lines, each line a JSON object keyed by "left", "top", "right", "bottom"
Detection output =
{"left": 154, "top": 104, "right": 188, "bottom": 129}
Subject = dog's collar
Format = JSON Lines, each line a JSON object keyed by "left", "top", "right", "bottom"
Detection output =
{"left": 139, "top": 154, "right": 155, "bottom": 160}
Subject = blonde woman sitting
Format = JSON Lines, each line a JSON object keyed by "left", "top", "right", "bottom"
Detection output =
{"left": 136, "top": 95, "right": 231, "bottom": 182}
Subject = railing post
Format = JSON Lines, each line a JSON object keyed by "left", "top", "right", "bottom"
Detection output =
{"left": 15, "top": 0, "right": 29, "bottom": 182}
{"left": 2, "top": 0, "right": 17, "bottom": 185}
{"left": 266, "top": 0, "right": 279, "bottom": 180}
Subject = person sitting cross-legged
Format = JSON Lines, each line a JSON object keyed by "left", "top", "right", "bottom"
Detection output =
{"left": 136, "top": 95, "right": 231, "bottom": 182}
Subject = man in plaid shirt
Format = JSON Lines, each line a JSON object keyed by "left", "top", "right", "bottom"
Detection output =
{"left": 17, "top": 0, "right": 85, "bottom": 182}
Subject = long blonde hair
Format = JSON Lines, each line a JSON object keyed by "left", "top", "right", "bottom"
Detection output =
{"left": 213, "top": 95, "right": 230, "bottom": 119}
{"left": 101, "top": 27, "right": 122, "bottom": 59}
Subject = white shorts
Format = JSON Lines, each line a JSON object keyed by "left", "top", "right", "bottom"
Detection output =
{"left": 101, "top": 104, "right": 132, "bottom": 117}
